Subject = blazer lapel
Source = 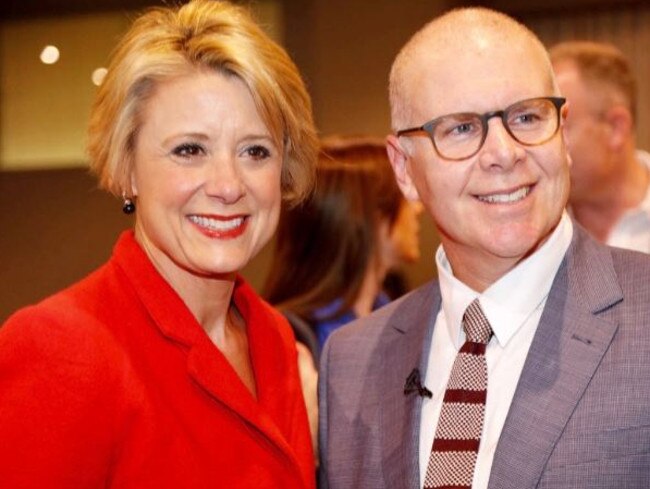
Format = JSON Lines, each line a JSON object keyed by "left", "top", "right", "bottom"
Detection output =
{"left": 380, "top": 281, "right": 442, "bottom": 489}
{"left": 115, "top": 236, "right": 301, "bottom": 470}
{"left": 186, "top": 336, "right": 303, "bottom": 470}
{"left": 488, "top": 226, "right": 622, "bottom": 489}
{"left": 185, "top": 279, "right": 303, "bottom": 470}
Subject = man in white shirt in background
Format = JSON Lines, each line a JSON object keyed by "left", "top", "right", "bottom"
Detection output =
{"left": 551, "top": 40, "right": 650, "bottom": 252}
{"left": 319, "top": 7, "right": 650, "bottom": 489}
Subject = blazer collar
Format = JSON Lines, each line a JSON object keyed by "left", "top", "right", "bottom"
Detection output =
{"left": 488, "top": 224, "right": 623, "bottom": 488}
{"left": 378, "top": 281, "right": 442, "bottom": 489}
{"left": 112, "top": 231, "right": 304, "bottom": 474}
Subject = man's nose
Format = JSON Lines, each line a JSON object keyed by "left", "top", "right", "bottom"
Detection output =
{"left": 477, "top": 117, "right": 523, "bottom": 170}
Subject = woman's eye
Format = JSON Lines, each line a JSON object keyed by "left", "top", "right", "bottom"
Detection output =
{"left": 172, "top": 143, "right": 205, "bottom": 158}
{"left": 245, "top": 144, "right": 271, "bottom": 160}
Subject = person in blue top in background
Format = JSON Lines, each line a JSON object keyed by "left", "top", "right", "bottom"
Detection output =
{"left": 310, "top": 290, "right": 391, "bottom": 347}
{"left": 264, "top": 135, "right": 423, "bottom": 357}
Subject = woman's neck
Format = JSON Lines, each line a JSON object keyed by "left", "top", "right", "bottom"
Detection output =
{"left": 134, "top": 226, "right": 236, "bottom": 335}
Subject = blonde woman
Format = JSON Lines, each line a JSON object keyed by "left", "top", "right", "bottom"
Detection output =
{"left": 0, "top": 1, "right": 318, "bottom": 487}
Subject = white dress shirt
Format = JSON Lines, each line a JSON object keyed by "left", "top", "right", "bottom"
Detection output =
{"left": 419, "top": 212, "right": 574, "bottom": 489}
{"left": 607, "top": 149, "right": 650, "bottom": 253}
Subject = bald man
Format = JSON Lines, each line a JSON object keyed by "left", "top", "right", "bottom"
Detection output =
{"left": 319, "top": 8, "right": 650, "bottom": 489}
{"left": 551, "top": 41, "right": 650, "bottom": 251}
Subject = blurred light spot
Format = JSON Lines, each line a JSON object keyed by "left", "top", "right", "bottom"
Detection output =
{"left": 40, "top": 45, "right": 60, "bottom": 64}
{"left": 91, "top": 67, "right": 108, "bottom": 86}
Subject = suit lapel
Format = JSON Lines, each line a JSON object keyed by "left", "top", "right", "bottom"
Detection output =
{"left": 488, "top": 226, "right": 622, "bottom": 488}
{"left": 379, "top": 282, "right": 442, "bottom": 489}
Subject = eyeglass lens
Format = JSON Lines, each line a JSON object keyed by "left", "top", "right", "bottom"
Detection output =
{"left": 431, "top": 98, "right": 560, "bottom": 160}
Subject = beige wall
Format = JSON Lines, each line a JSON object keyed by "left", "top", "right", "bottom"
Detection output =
{"left": 0, "top": 13, "right": 131, "bottom": 169}
{"left": 0, "top": 2, "right": 282, "bottom": 171}
{"left": 279, "top": 0, "right": 450, "bottom": 290}
{"left": 284, "top": 0, "right": 448, "bottom": 136}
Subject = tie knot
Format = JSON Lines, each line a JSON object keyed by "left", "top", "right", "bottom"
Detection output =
{"left": 462, "top": 298, "right": 493, "bottom": 344}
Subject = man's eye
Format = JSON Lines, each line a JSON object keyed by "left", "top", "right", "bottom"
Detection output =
{"left": 172, "top": 143, "right": 205, "bottom": 158}
{"left": 451, "top": 122, "right": 475, "bottom": 135}
{"left": 441, "top": 120, "right": 480, "bottom": 138}
{"left": 514, "top": 113, "right": 541, "bottom": 124}
{"left": 245, "top": 145, "right": 271, "bottom": 160}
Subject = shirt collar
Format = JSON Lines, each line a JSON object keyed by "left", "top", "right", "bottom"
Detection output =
{"left": 436, "top": 211, "right": 573, "bottom": 348}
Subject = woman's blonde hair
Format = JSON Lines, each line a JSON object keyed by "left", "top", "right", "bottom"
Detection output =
{"left": 87, "top": 0, "right": 318, "bottom": 204}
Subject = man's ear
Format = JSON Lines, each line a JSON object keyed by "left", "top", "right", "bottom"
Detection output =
{"left": 386, "top": 134, "right": 421, "bottom": 201}
{"left": 604, "top": 105, "right": 633, "bottom": 151}
{"left": 559, "top": 104, "right": 572, "bottom": 168}
{"left": 560, "top": 101, "right": 570, "bottom": 130}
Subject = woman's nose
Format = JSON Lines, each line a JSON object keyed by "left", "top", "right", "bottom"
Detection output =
{"left": 202, "top": 153, "right": 245, "bottom": 204}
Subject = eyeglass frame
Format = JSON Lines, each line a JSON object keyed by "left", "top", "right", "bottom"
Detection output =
{"left": 395, "top": 96, "right": 567, "bottom": 161}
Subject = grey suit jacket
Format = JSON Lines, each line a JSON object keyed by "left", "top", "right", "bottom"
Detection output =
{"left": 319, "top": 225, "right": 650, "bottom": 489}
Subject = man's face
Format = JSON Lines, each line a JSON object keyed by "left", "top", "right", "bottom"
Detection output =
{"left": 389, "top": 43, "right": 571, "bottom": 289}
{"left": 553, "top": 61, "right": 614, "bottom": 205}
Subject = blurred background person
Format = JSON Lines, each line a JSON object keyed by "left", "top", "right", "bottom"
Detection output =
{"left": 264, "top": 135, "right": 423, "bottom": 359}
{"left": 264, "top": 136, "right": 422, "bottom": 459}
{"left": 551, "top": 40, "right": 650, "bottom": 252}
{"left": 0, "top": 1, "right": 319, "bottom": 488}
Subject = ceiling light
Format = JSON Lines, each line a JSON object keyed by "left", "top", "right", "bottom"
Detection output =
{"left": 91, "top": 67, "right": 108, "bottom": 86}
{"left": 40, "top": 45, "right": 60, "bottom": 64}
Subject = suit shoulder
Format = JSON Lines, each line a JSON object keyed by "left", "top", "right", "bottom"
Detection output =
{"left": 325, "top": 280, "right": 440, "bottom": 352}
{"left": 1, "top": 268, "right": 129, "bottom": 372}
{"left": 608, "top": 249, "right": 650, "bottom": 327}
{"left": 609, "top": 245, "right": 650, "bottom": 288}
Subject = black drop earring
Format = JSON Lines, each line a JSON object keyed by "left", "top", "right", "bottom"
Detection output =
{"left": 122, "top": 194, "right": 135, "bottom": 214}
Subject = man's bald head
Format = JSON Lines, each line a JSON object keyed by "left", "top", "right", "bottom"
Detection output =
{"left": 389, "top": 8, "right": 556, "bottom": 130}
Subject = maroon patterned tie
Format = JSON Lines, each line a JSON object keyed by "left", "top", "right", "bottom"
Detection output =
{"left": 423, "top": 298, "right": 493, "bottom": 489}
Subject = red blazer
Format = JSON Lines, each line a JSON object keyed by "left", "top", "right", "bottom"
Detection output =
{"left": 0, "top": 232, "right": 315, "bottom": 489}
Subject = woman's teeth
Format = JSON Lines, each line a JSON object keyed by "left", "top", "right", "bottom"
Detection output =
{"left": 188, "top": 215, "right": 244, "bottom": 231}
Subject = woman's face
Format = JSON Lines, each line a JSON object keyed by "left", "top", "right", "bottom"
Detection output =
{"left": 130, "top": 70, "right": 283, "bottom": 282}
{"left": 389, "top": 200, "right": 423, "bottom": 264}
{"left": 377, "top": 199, "right": 423, "bottom": 276}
